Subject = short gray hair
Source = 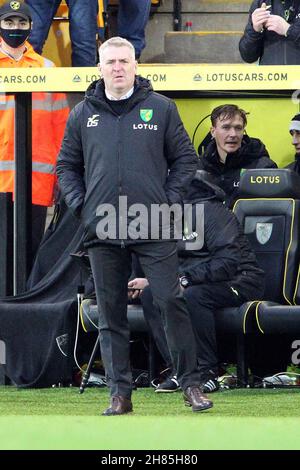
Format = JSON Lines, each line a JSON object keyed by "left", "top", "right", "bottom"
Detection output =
{"left": 99, "top": 37, "right": 135, "bottom": 63}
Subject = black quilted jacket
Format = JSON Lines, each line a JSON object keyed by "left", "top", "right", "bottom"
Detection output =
{"left": 198, "top": 135, "right": 277, "bottom": 207}
{"left": 57, "top": 76, "right": 197, "bottom": 246}
{"left": 239, "top": 0, "right": 300, "bottom": 64}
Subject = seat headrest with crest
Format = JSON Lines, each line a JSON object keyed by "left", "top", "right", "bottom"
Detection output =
{"left": 238, "top": 169, "right": 300, "bottom": 199}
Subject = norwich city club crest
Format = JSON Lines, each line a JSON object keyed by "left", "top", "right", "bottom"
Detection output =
{"left": 140, "top": 109, "right": 153, "bottom": 123}
{"left": 256, "top": 222, "right": 273, "bottom": 245}
{"left": 10, "top": 1, "right": 21, "bottom": 10}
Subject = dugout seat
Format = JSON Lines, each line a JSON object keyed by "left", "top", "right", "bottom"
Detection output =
{"left": 80, "top": 299, "right": 149, "bottom": 335}
{"left": 216, "top": 168, "right": 300, "bottom": 385}
{"left": 80, "top": 298, "right": 156, "bottom": 385}
{"left": 253, "top": 169, "right": 300, "bottom": 343}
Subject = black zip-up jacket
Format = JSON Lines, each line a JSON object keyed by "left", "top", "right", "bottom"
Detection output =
{"left": 178, "top": 177, "right": 265, "bottom": 300}
{"left": 239, "top": 0, "right": 300, "bottom": 64}
{"left": 285, "top": 153, "right": 300, "bottom": 174}
{"left": 198, "top": 135, "right": 277, "bottom": 207}
{"left": 56, "top": 76, "right": 198, "bottom": 247}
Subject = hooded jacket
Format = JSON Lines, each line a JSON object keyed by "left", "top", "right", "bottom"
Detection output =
{"left": 197, "top": 135, "right": 277, "bottom": 207}
{"left": 239, "top": 0, "right": 300, "bottom": 65}
{"left": 56, "top": 76, "right": 198, "bottom": 247}
{"left": 285, "top": 150, "right": 300, "bottom": 174}
{"left": 178, "top": 176, "right": 265, "bottom": 300}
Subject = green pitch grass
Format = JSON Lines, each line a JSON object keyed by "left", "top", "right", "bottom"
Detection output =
{"left": 0, "top": 386, "right": 300, "bottom": 450}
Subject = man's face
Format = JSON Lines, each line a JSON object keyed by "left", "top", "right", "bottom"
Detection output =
{"left": 290, "top": 130, "right": 300, "bottom": 155}
{"left": 0, "top": 16, "right": 30, "bottom": 31}
{"left": 211, "top": 113, "right": 245, "bottom": 160}
{"left": 99, "top": 45, "right": 137, "bottom": 98}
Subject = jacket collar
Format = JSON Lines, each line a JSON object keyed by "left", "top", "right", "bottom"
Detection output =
{"left": 0, "top": 41, "right": 37, "bottom": 65}
{"left": 203, "top": 135, "right": 265, "bottom": 169}
{"left": 84, "top": 75, "right": 152, "bottom": 114}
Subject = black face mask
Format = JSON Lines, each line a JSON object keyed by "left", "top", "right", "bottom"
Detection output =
{"left": 0, "top": 28, "right": 30, "bottom": 48}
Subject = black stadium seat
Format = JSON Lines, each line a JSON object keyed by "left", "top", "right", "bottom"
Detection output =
{"left": 252, "top": 169, "right": 300, "bottom": 352}
{"left": 216, "top": 168, "right": 300, "bottom": 384}
{"left": 81, "top": 299, "right": 148, "bottom": 334}
{"left": 80, "top": 299, "right": 156, "bottom": 386}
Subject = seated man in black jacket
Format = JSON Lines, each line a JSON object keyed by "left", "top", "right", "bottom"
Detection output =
{"left": 239, "top": 1, "right": 300, "bottom": 65}
{"left": 285, "top": 113, "right": 300, "bottom": 174}
{"left": 198, "top": 104, "right": 277, "bottom": 207}
{"left": 128, "top": 175, "right": 265, "bottom": 393}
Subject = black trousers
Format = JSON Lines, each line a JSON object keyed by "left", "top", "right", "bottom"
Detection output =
{"left": 142, "top": 280, "right": 260, "bottom": 380}
{"left": 88, "top": 242, "right": 200, "bottom": 398}
{"left": 141, "top": 286, "right": 174, "bottom": 372}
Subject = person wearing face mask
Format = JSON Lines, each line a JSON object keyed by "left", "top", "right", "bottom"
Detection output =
{"left": 197, "top": 104, "right": 277, "bottom": 207}
{"left": 0, "top": 0, "right": 69, "bottom": 268}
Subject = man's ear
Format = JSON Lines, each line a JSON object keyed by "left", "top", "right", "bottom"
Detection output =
{"left": 210, "top": 126, "right": 215, "bottom": 139}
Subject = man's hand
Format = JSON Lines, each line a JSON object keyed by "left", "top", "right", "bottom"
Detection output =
{"left": 128, "top": 278, "right": 149, "bottom": 299}
{"left": 265, "top": 15, "right": 290, "bottom": 36}
{"left": 251, "top": 3, "right": 271, "bottom": 32}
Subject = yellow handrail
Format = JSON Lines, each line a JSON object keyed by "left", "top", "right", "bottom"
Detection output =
{"left": 98, "top": 0, "right": 105, "bottom": 28}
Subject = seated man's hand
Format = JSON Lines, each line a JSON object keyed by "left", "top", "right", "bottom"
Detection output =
{"left": 128, "top": 278, "right": 149, "bottom": 299}
{"left": 251, "top": 4, "right": 271, "bottom": 32}
{"left": 265, "top": 15, "right": 290, "bottom": 36}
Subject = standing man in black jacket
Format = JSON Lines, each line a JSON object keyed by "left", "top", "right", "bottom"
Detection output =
{"left": 129, "top": 176, "right": 265, "bottom": 392}
{"left": 198, "top": 104, "right": 277, "bottom": 207}
{"left": 286, "top": 113, "right": 300, "bottom": 173}
{"left": 57, "top": 37, "right": 212, "bottom": 415}
{"left": 239, "top": 1, "right": 300, "bottom": 64}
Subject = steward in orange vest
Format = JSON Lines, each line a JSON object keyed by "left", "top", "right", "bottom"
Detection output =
{"left": 0, "top": 1, "right": 69, "bottom": 262}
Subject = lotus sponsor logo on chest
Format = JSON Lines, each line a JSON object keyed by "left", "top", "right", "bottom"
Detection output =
{"left": 133, "top": 109, "right": 158, "bottom": 130}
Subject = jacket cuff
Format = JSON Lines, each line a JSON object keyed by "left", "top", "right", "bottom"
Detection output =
{"left": 67, "top": 199, "right": 83, "bottom": 218}
{"left": 285, "top": 23, "right": 299, "bottom": 41}
{"left": 247, "top": 27, "right": 264, "bottom": 40}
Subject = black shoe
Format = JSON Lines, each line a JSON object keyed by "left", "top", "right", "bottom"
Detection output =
{"left": 102, "top": 396, "right": 133, "bottom": 416}
{"left": 155, "top": 375, "right": 180, "bottom": 393}
{"left": 183, "top": 386, "right": 213, "bottom": 412}
{"left": 201, "top": 377, "right": 220, "bottom": 393}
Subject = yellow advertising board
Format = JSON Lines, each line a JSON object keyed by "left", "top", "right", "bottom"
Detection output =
{"left": 0, "top": 65, "right": 299, "bottom": 92}
{"left": 1, "top": 65, "right": 298, "bottom": 168}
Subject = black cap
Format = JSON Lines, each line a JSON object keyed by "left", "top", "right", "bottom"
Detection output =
{"left": 0, "top": 1, "right": 32, "bottom": 21}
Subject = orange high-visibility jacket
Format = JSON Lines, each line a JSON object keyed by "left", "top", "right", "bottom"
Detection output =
{"left": 0, "top": 42, "right": 69, "bottom": 206}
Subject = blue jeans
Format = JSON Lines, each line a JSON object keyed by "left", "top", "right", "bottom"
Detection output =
{"left": 118, "top": 0, "right": 151, "bottom": 58}
{"left": 104, "top": 0, "right": 151, "bottom": 58}
{"left": 27, "top": 0, "right": 98, "bottom": 66}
